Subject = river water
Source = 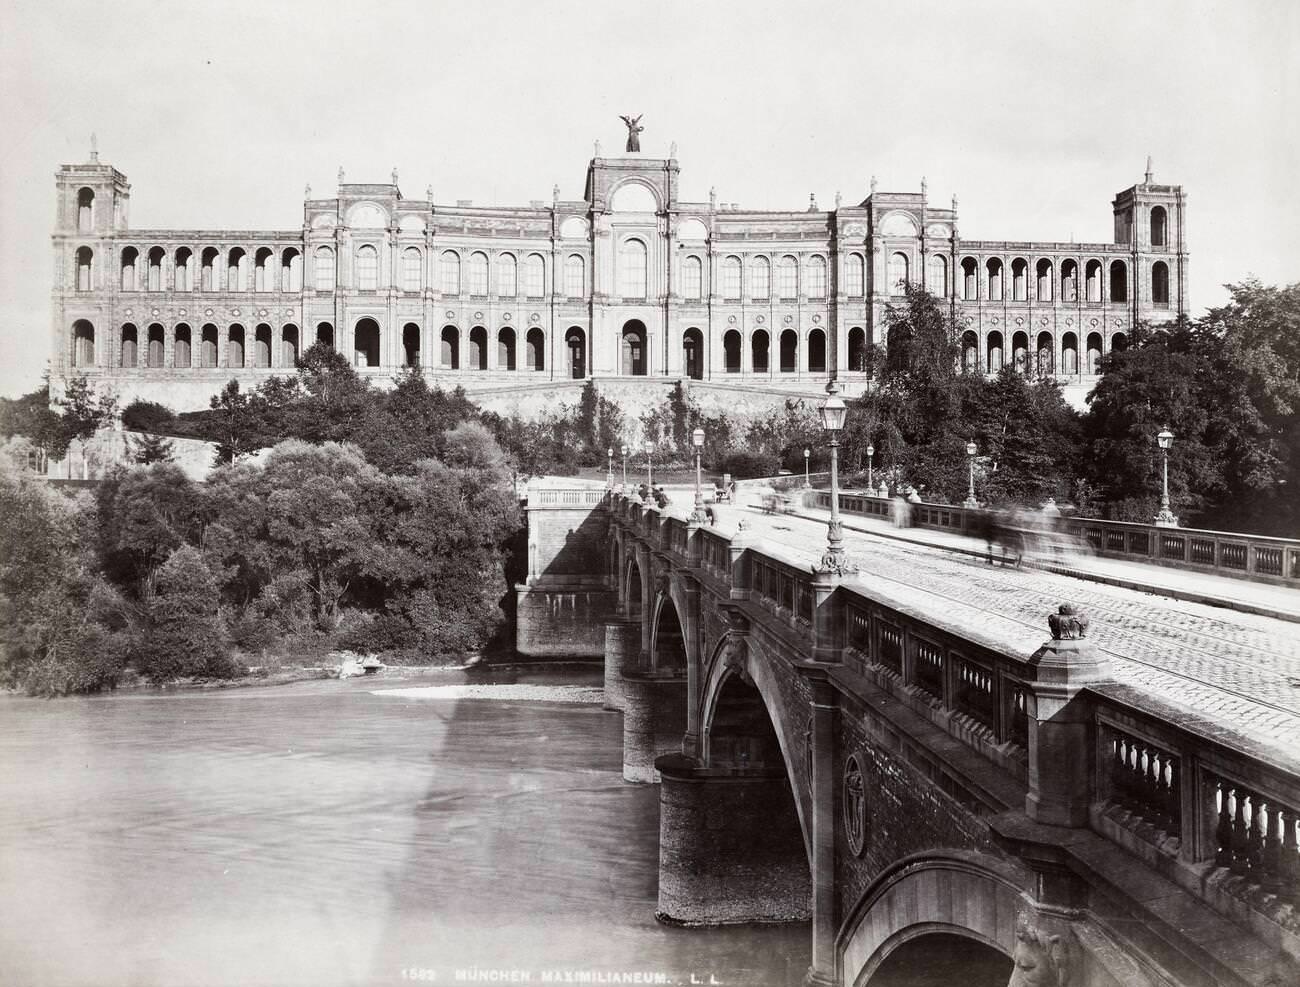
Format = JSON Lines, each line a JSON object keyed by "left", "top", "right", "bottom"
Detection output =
{"left": 0, "top": 665, "right": 808, "bottom": 987}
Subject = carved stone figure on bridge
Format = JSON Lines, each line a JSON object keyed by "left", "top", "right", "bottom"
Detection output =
{"left": 1007, "top": 913, "right": 1072, "bottom": 987}
{"left": 1048, "top": 603, "right": 1089, "bottom": 640}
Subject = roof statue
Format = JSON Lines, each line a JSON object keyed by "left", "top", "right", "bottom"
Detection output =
{"left": 89, "top": 133, "right": 99, "bottom": 164}
{"left": 594, "top": 138, "right": 601, "bottom": 158}
{"left": 835, "top": 191, "right": 842, "bottom": 209}
{"left": 391, "top": 167, "right": 399, "bottom": 186}
{"left": 1145, "top": 155, "right": 1154, "bottom": 183}
{"left": 426, "top": 184, "right": 433, "bottom": 200}
{"left": 870, "top": 175, "right": 878, "bottom": 195}
{"left": 552, "top": 183, "right": 560, "bottom": 201}
{"left": 921, "top": 175, "right": 928, "bottom": 197}
{"left": 669, "top": 141, "right": 677, "bottom": 159}
{"left": 304, "top": 182, "right": 311, "bottom": 198}
{"left": 337, "top": 166, "right": 345, "bottom": 185}
{"left": 619, "top": 114, "right": 644, "bottom": 153}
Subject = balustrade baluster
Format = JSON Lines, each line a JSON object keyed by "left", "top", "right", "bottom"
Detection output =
{"left": 1216, "top": 780, "right": 1234, "bottom": 867}
{"left": 1261, "top": 802, "right": 1283, "bottom": 892}
{"left": 1152, "top": 751, "right": 1171, "bottom": 830}
{"left": 1231, "top": 786, "right": 1250, "bottom": 875}
{"left": 1165, "top": 758, "right": 1181, "bottom": 837}
{"left": 1245, "top": 793, "right": 1264, "bottom": 877}
{"left": 1283, "top": 810, "right": 1300, "bottom": 893}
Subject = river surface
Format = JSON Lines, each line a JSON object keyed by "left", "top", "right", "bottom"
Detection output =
{"left": 0, "top": 665, "right": 808, "bottom": 987}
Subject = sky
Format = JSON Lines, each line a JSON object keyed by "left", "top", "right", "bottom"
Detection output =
{"left": 1, "top": 0, "right": 1296, "bottom": 398}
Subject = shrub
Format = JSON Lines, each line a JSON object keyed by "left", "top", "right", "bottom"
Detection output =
{"left": 136, "top": 546, "right": 239, "bottom": 682}
{"left": 121, "top": 399, "right": 177, "bottom": 433}
{"left": 717, "top": 450, "right": 779, "bottom": 479}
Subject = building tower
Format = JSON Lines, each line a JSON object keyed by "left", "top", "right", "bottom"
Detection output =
{"left": 1112, "top": 157, "right": 1188, "bottom": 325}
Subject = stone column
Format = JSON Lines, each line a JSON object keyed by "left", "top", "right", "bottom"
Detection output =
{"left": 1025, "top": 604, "right": 1110, "bottom": 827}
{"left": 655, "top": 753, "right": 812, "bottom": 926}
{"left": 621, "top": 669, "right": 687, "bottom": 783}
{"left": 803, "top": 669, "right": 838, "bottom": 987}
{"left": 810, "top": 569, "right": 844, "bottom": 665}
{"left": 602, "top": 617, "right": 640, "bottom": 712}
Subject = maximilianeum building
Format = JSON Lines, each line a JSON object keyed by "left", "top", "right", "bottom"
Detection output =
{"left": 51, "top": 142, "right": 1187, "bottom": 413}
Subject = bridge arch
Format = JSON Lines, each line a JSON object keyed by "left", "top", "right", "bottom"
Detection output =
{"left": 839, "top": 852, "right": 1025, "bottom": 987}
{"left": 649, "top": 590, "right": 689, "bottom": 673}
{"left": 623, "top": 552, "right": 644, "bottom": 619}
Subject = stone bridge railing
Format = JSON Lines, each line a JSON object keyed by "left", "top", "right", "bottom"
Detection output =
{"left": 610, "top": 490, "right": 1300, "bottom": 982}
{"left": 809, "top": 489, "right": 1300, "bottom": 587}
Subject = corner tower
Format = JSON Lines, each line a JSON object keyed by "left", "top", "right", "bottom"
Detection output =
{"left": 1112, "top": 157, "right": 1188, "bottom": 323}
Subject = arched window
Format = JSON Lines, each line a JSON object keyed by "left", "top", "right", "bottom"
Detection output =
{"left": 1109, "top": 260, "right": 1128, "bottom": 302}
{"left": 402, "top": 248, "right": 422, "bottom": 292}
{"left": 441, "top": 326, "right": 460, "bottom": 368}
{"left": 282, "top": 324, "right": 299, "bottom": 366}
{"left": 780, "top": 329, "right": 798, "bottom": 373}
{"left": 621, "top": 320, "right": 647, "bottom": 375}
{"left": 254, "top": 247, "right": 273, "bottom": 292}
{"left": 752, "top": 329, "right": 770, "bottom": 374}
{"left": 468, "top": 326, "right": 487, "bottom": 369}
{"left": 1036, "top": 331, "right": 1054, "bottom": 376}
{"left": 76, "top": 247, "right": 93, "bottom": 291}
{"left": 681, "top": 255, "right": 701, "bottom": 299}
{"left": 147, "top": 323, "right": 165, "bottom": 368}
{"left": 723, "top": 330, "right": 742, "bottom": 373}
{"left": 1061, "top": 260, "right": 1078, "bottom": 303}
{"left": 228, "top": 324, "right": 246, "bottom": 368}
{"left": 468, "top": 252, "right": 489, "bottom": 296}
{"left": 565, "top": 328, "right": 586, "bottom": 379}
{"left": 497, "top": 253, "right": 517, "bottom": 297}
{"left": 961, "top": 258, "right": 979, "bottom": 300}
{"left": 987, "top": 330, "right": 1004, "bottom": 372}
{"left": 808, "top": 328, "right": 826, "bottom": 374}
{"left": 1085, "top": 260, "right": 1102, "bottom": 303}
{"left": 254, "top": 324, "right": 272, "bottom": 368}
{"left": 961, "top": 330, "right": 979, "bottom": 373}
{"left": 719, "top": 256, "right": 740, "bottom": 300}
{"left": 201, "top": 324, "right": 219, "bottom": 367}
{"left": 928, "top": 255, "right": 947, "bottom": 296}
{"left": 524, "top": 254, "right": 545, "bottom": 298}
{"left": 72, "top": 320, "right": 95, "bottom": 367}
{"left": 316, "top": 322, "right": 334, "bottom": 349}
{"left": 314, "top": 247, "right": 335, "bottom": 291}
{"left": 440, "top": 251, "right": 461, "bottom": 295}
{"left": 1061, "top": 332, "right": 1078, "bottom": 375}
{"left": 565, "top": 255, "right": 586, "bottom": 298}
{"left": 619, "top": 239, "right": 647, "bottom": 298}
{"left": 526, "top": 327, "right": 545, "bottom": 371}
{"left": 146, "top": 248, "right": 165, "bottom": 292}
{"left": 1152, "top": 261, "right": 1170, "bottom": 306}
{"left": 281, "top": 248, "right": 302, "bottom": 292}
{"left": 847, "top": 327, "right": 866, "bottom": 372}
{"left": 120, "top": 247, "right": 138, "bottom": 291}
{"left": 354, "top": 318, "right": 380, "bottom": 367}
{"left": 1110, "top": 331, "right": 1128, "bottom": 353}
{"left": 120, "top": 323, "right": 138, "bottom": 367}
{"left": 683, "top": 328, "right": 703, "bottom": 380}
{"left": 1086, "top": 332, "right": 1103, "bottom": 374}
{"left": 227, "top": 248, "right": 247, "bottom": 292}
{"left": 750, "top": 256, "right": 770, "bottom": 300}
{"left": 845, "top": 254, "right": 865, "bottom": 296}
{"left": 174, "top": 248, "right": 192, "bottom": 292}
{"left": 174, "top": 324, "right": 192, "bottom": 368}
{"left": 498, "top": 327, "right": 516, "bottom": 370}
{"left": 888, "top": 252, "right": 909, "bottom": 295}
{"left": 1151, "top": 206, "right": 1167, "bottom": 248}
{"left": 355, "top": 245, "right": 379, "bottom": 291}
{"left": 202, "top": 247, "right": 219, "bottom": 291}
{"left": 77, "top": 188, "right": 94, "bottom": 232}
{"left": 778, "top": 255, "right": 798, "bottom": 299}
{"left": 1035, "top": 259, "right": 1053, "bottom": 301}
{"left": 1010, "top": 258, "right": 1028, "bottom": 301}
{"left": 806, "top": 255, "right": 828, "bottom": 298}
{"left": 986, "top": 258, "right": 1004, "bottom": 301}
{"left": 1011, "top": 331, "right": 1029, "bottom": 373}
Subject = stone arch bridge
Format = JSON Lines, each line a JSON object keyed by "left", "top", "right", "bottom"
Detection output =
{"left": 516, "top": 483, "right": 1300, "bottom": 987}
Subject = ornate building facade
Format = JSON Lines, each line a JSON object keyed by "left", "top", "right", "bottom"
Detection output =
{"left": 51, "top": 144, "right": 1188, "bottom": 411}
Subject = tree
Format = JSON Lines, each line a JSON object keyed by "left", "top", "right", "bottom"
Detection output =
{"left": 136, "top": 545, "right": 236, "bottom": 683}
{"left": 131, "top": 431, "right": 175, "bottom": 465}
{"left": 208, "top": 380, "right": 265, "bottom": 465}
{"left": 95, "top": 462, "right": 202, "bottom": 597}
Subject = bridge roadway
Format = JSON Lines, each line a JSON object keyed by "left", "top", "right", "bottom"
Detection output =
{"left": 710, "top": 494, "right": 1300, "bottom": 767}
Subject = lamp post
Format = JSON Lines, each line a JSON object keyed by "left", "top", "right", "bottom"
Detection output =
{"left": 691, "top": 427, "right": 706, "bottom": 522}
{"left": 620, "top": 444, "right": 628, "bottom": 488}
{"left": 866, "top": 443, "right": 874, "bottom": 494}
{"left": 644, "top": 439, "right": 654, "bottom": 489}
{"left": 963, "top": 439, "right": 979, "bottom": 508}
{"left": 817, "top": 379, "right": 856, "bottom": 574}
{"left": 803, "top": 447, "right": 811, "bottom": 488}
{"left": 606, "top": 447, "right": 614, "bottom": 488}
{"left": 1154, "top": 425, "right": 1179, "bottom": 527}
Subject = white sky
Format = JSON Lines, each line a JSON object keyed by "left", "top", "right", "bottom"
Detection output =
{"left": 1, "top": 0, "right": 1296, "bottom": 398}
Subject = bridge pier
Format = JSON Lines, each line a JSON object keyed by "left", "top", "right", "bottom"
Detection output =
{"left": 602, "top": 617, "right": 640, "bottom": 712}
{"left": 621, "top": 670, "right": 688, "bottom": 783}
{"left": 654, "top": 753, "right": 812, "bottom": 927}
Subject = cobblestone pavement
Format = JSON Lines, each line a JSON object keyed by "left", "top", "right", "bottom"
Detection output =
{"left": 738, "top": 506, "right": 1300, "bottom": 759}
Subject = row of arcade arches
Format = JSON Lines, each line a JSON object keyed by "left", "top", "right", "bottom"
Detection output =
{"left": 959, "top": 328, "right": 1132, "bottom": 376}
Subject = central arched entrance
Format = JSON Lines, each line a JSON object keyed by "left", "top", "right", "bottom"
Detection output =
{"left": 866, "top": 932, "right": 1011, "bottom": 987}
{"left": 622, "top": 320, "right": 647, "bottom": 376}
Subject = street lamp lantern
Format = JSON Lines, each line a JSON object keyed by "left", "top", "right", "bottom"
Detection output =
{"left": 620, "top": 443, "right": 628, "bottom": 488}
{"left": 691, "top": 428, "right": 706, "bottom": 522}
{"left": 963, "top": 439, "right": 979, "bottom": 508}
{"left": 644, "top": 439, "right": 655, "bottom": 489}
{"left": 866, "top": 443, "right": 875, "bottom": 494}
{"left": 803, "top": 447, "right": 811, "bottom": 488}
{"left": 607, "top": 447, "right": 614, "bottom": 488}
{"left": 1154, "top": 425, "right": 1179, "bottom": 527}
{"left": 816, "top": 379, "right": 856, "bottom": 574}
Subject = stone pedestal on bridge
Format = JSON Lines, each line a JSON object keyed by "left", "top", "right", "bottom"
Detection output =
{"left": 602, "top": 617, "right": 640, "bottom": 712}
{"left": 622, "top": 670, "right": 688, "bottom": 783}
{"left": 654, "top": 753, "right": 812, "bottom": 926}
